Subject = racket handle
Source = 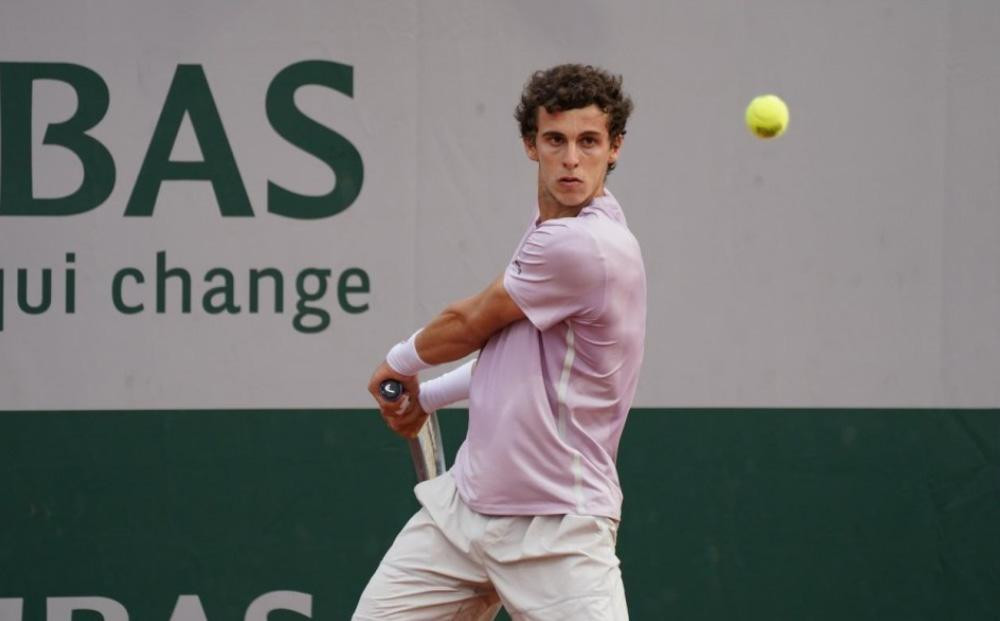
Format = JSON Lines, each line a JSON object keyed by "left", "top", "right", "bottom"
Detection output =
{"left": 377, "top": 378, "right": 445, "bottom": 482}
{"left": 379, "top": 379, "right": 404, "bottom": 402}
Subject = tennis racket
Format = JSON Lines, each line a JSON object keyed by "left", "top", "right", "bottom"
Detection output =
{"left": 379, "top": 379, "right": 446, "bottom": 482}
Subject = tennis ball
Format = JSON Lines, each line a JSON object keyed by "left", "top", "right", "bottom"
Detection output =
{"left": 745, "top": 94, "right": 789, "bottom": 139}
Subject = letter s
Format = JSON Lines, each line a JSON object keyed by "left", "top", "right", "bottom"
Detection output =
{"left": 266, "top": 60, "right": 363, "bottom": 220}
{"left": 244, "top": 591, "right": 312, "bottom": 621}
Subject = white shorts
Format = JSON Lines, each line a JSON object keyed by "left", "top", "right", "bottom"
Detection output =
{"left": 353, "top": 472, "right": 628, "bottom": 621}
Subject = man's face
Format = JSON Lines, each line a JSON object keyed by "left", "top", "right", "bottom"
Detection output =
{"left": 523, "top": 104, "right": 622, "bottom": 212}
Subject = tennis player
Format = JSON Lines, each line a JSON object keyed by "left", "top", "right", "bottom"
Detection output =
{"left": 355, "top": 63, "right": 646, "bottom": 620}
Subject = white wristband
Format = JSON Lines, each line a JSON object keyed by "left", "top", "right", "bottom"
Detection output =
{"left": 385, "top": 330, "right": 431, "bottom": 376}
{"left": 419, "top": 359, "right": 476, "bottom": 413}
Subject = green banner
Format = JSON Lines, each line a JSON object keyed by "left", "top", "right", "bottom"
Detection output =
{"left": 1, "top": 409, "right": 997, "bottom": 619}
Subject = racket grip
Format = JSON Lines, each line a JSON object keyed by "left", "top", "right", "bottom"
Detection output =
{"left": 377, "top": 378, "right": 445, "bottom": 481}
{"left": 379, "top": 379, "right": 404, "bottom": 402}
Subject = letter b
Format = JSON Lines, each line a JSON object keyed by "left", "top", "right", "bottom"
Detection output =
{"left": 0, "top": 598, "right": 24, "bottom": 621}
{"left": 0, "top": 62, "right": 116, "bottom": 216}
{"left": 47, "top": 597, "right": 127, "bottom": 621}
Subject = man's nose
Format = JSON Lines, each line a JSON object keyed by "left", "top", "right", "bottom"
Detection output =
{"left": 563, "top": 143, "right": 580, "bottom": 168}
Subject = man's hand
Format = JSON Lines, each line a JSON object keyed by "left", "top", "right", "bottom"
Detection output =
{"left": 367, "top": 361, "right": 428, "bottom": 438}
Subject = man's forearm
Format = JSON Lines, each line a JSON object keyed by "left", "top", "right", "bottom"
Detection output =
{"left": 415, "top": 298, "right": 493, "bottom": 365}
{"left": 419, "top": 359, "right": 476, "bottom": 412}
{"left": 406, "top": 275, "right": 525, "bottom": 368}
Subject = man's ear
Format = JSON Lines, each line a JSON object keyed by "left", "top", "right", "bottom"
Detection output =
{"left": 608, "top": 134, "right": 624, "bottom": 165}
{"left": 523, "top": 137, "right": 539, "bottom": 162}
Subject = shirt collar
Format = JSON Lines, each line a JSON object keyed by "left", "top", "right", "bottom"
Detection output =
{"left": 581, "top": 188, "right": 627, "bottom": 225}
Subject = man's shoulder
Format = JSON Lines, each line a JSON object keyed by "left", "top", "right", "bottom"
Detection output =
{"left": 578, "top": 204, "right": 641, "bottom": 255}
{"left": 510, "top": 218, "right": 604, "bottom": 292}
{"left": 529, "top": 217, "right": 601, "bottom": 262}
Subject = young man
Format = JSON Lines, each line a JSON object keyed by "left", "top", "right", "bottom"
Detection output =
{"left": 355, "top": 64, "right": 646, "bottom": 621}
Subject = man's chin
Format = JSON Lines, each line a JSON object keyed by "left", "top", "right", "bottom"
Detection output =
{"left": 562, "top": 194, "right": 595, "bottom": 210}
{"left": 552, "top": 187, "right": 593, "bottom": 208}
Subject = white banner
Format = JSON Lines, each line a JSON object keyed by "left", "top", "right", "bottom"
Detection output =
{"left": 1, "top": 0, "right": 998, "bottom": 408}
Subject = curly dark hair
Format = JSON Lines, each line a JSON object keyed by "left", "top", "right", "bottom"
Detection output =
{"left": 515, "top": 64, "right": 634, "bottom": 170}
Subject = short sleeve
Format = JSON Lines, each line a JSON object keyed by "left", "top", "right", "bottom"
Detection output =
{"left": 503, "top": 221, "right": 606, "bottom": 332}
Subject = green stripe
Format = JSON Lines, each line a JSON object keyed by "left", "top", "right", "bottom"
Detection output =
{"left": 1, "top": 409, "right": 997, "bottom": 619}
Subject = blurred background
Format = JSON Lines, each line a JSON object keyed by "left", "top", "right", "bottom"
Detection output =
{"left": 1, "top": 1, "right": 997, "bottom": 618}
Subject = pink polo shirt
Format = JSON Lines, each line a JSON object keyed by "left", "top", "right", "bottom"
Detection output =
{"left": 450, "top": 190, "right": 646, "bottom": 520}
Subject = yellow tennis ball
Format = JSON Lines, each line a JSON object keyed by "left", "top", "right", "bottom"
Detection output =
{"left": 745, "top": 94, "right": 789, "bottom": 139}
